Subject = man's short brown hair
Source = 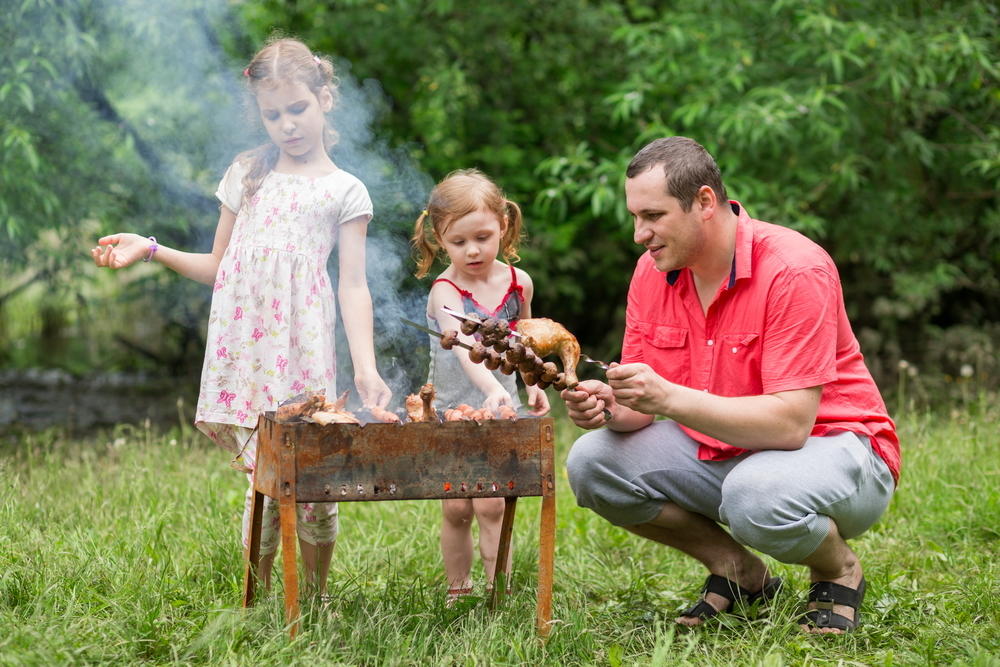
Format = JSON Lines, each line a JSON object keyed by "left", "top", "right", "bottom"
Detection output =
{"left": 626, "top": 137, "right": 727, "bottom": 212}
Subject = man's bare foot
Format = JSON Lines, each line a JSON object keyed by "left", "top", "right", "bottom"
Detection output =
{"left": 675, "top": 556, "right": 774, "bottom": 627}
{"left": 799, "top": 563, "right": 865, "bottom": 634}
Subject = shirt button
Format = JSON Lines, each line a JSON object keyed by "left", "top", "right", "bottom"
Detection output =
{"left": 732, "top": 347, "right": 738, "bottom": 353}
{"left": 707, "top": 339, "right": 714, "bottom": 346}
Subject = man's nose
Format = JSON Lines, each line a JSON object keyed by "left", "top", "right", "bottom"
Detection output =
{"left": 633, "top": 222, "right": 651, "bottom": 245}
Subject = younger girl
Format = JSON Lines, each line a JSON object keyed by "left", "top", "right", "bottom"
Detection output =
{"left": 91, "top": 38, "right": 391, "bottom": 595}
{"left": 411, "top": 169, "right": 550, "bottom": 603}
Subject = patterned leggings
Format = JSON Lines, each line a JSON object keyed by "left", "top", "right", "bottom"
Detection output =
{"left": 224, "top": 425, "right": 339, "bottom": 556}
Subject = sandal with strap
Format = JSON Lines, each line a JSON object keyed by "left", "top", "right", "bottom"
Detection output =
{"left": 679, "top": 573, "right": 783, "bottom": 623}
{"left": 445, "top": 586, "right": 474, "bottom": 608}
{"left": 800, "top": 577, "right": 866, "bottom": 632}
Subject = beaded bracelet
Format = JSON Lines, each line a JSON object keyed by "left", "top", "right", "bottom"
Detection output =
{"left": 143, "top": 236, "right": 158, "bottom": 262}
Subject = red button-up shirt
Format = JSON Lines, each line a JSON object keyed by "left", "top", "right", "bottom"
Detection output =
{"left": 621, "top": 202, "right": 900, "bottom": 483}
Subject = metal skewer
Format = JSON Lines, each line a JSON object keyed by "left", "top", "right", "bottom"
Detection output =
{"left": 401, "top": 318, "right": 475, "bottom": 350}
{"left": 439, "top": 305, "right": 524, "bottom": 338}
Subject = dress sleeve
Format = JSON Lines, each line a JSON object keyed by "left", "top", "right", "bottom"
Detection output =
{"left": 215, "top": 160, "right": 247, "bottom": 214}
{"left": 338, "top": 176, "right": 374, "bottom": 225}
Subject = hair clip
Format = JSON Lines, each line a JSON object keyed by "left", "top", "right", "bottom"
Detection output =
{"left": 313, "top": 55, "right": 321, "bottom": 65}
{"left": 421, "top": 209, "right": 429, "bottom": 217}
{"left": 242, "top": 67, "right": 250, "bottom": 78}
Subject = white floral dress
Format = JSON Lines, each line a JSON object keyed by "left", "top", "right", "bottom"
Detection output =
{"left": 195, "top": 160, "right": 373, "bottom": 553}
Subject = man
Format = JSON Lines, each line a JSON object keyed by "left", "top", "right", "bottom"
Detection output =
{"left": 562, "top": 136, "right": 899, "bottom": 633}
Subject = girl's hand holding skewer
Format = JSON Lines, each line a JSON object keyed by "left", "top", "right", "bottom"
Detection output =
{"left": 91, "top": 233, "right": 154, "bottom": 269}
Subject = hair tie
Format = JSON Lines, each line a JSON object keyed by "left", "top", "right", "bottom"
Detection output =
{"left": 421, "top": 209, "right": 429, "bottom": 217}
{"left": 314, "top": 55, "right": 321, "bottom": 66}
{"left": 242, "top": 67, "right": 250, "bottom": 78}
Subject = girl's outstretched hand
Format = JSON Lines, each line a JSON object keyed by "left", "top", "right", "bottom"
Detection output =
{"left": 526, "top": 384, "right": 551, "bottom": 416}
{"left": 91, "top": 234, "right": 152, "bottom": 269}
{"left": 356, "top": 372, "right": 392, "bottom": 410}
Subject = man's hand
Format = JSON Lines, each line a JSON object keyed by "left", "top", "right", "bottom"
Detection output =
{"left": 607, "top": 362, "right": 671, "bottom": 415}
{"left": 560, "top": 379, "right": 614, "bottom": 430}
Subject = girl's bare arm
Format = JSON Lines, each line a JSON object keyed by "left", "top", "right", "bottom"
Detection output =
{"left": 91, "top": 206, "right": 237, "bottom": 285}
{"left": 338, "top": 218, "right": 391, "bottom": 408}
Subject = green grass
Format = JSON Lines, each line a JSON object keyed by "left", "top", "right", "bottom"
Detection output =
{"left": 1, "top": 398, "right": 998, "bottom": 666}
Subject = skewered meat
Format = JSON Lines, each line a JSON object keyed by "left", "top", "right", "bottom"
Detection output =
{"left": 469, "top": 342, "right": 488, "bottom": 364}
{"left": 517, "top": 318, "right": 581, "bottom": 387}
{"left": 521, "top": 370, "right": 539, "bottom": 386}
{"left": 517, "top": 353, "right": 542, "bottom": 374}
{"left": 460, "top": 316, "right": 479, "bottom": 335}
{"left": 540, "top": 362, "right": 560, "bottom": 383}
{"left": 506, "top": 342, "right": 526, "bottom": 363}
{"left": 553, "top": 372, "right": 568, "bottom": 392}
{"left": 499, "top": 359, "right": 517, "bottom": 375}
{"left": 440, "top": 330, "right": 459, "bottom": 350}
{"left": 483, "top": 349, "right": 502, "bottom": 371}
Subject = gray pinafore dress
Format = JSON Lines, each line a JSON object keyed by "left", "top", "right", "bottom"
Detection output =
{"left": 425, "top": 265, "right": 524, "bottom": 411}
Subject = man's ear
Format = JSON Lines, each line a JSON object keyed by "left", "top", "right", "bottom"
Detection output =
{"left": 696, "top": 185, "right": 717, "bottom": 219}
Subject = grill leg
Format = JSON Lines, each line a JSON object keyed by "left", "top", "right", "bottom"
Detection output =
{"left": 279, "top": 492, "right": 300, "bottom": 637}
{"left": 489, "top": 497, "right": 518, "bottom": 609}
{"left": 242, "top": 486, "right": 264, "bottom": 608}
{"left": 536, "top": 492, "right": 556, "bottom": 637}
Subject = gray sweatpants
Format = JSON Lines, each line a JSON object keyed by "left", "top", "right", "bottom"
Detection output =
{"left": 566, "top": 421, "right": 895, "bottom": 563}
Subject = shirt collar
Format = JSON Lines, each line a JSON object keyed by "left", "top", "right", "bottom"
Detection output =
{"left": 665, "top": 200, "right": 753, "bottom": 288}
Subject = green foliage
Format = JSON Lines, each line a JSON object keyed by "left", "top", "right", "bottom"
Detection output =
{"left": 0, "top": 0, "right": 251, "bottom": 374}
{"left": 533, "top": 0, "right": 1000, "bottom": 367}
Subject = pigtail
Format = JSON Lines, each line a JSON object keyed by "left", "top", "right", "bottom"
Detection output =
{"left": 411, "top": 209, "right": 441, "bottom": 279}
{"left": 500, "top": 198, "right": 523, "bottom": 265}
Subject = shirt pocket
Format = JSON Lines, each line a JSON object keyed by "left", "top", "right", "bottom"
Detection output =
{"left": 715, "top": 332, "right": 761, "bottom": 395}
{"left": 641, "top": 324, "right": 691, "bottom": 386}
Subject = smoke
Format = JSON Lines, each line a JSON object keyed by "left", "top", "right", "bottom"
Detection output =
{"left": 325, "top": 60, "right": 437, "bottom": 401}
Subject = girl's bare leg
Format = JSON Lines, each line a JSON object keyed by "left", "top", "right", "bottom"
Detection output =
{"left": 299, "top": 539, "right": 336, "bottom": 596}
{"left": 473, "top": 497, "right": 511, "bottom": 587}
{"left": 441, "top": 499, "right": 474, "bottom": 590}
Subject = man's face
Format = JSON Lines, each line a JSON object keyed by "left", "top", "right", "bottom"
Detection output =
{"left": 625, "top": 167, "right": 705, "bottom": 273}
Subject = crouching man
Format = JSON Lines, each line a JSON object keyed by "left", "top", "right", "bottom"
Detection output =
{"left": 562, "top": 136, "right": 899, "bottom": 633}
